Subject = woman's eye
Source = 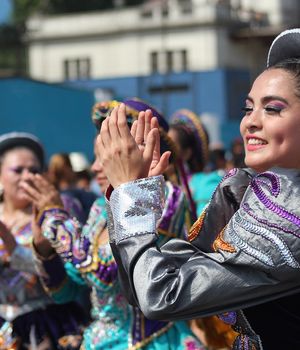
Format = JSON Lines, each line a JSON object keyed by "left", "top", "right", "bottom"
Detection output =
{"left": 264, "top": 106, "right": 282, "bottom": 114}
{"left": 241, "top": 106, "right": 253, "bottom": 114}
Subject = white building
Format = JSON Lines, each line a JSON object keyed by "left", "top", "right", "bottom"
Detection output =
{"left": 26, "top": 0, "right": 299, "bottom": 83}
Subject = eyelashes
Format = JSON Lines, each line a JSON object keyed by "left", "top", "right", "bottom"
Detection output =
{"left": 241, "top": 105, "right": 284, "bottom": 115}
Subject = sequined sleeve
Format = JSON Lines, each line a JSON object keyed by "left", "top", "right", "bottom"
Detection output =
{"left": 108, "top": 169, "right": 300, "bottom": 321}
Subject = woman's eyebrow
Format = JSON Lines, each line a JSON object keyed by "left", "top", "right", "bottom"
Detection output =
{"left": 261, "top": 95, "right": 289, "bottom": 104}
{"left": 246, "top": 95, "right": 289, "bottom": 104}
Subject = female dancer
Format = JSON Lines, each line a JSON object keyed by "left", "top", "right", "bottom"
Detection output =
{"left": 168, "top": 110, "right": 223, "bottom": 216}
{"left": 0, "top": 132, "right": 85, "bottom": 349}
{"left": 96, "top": 29, "right": 300, "bottom": 349}
{"left": 22, "top": 101, "right": 205, "bottom": 350}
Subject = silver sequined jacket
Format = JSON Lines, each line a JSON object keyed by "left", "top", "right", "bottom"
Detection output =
{"left": 107, "top": 168, "right": 300, "bottom": 350}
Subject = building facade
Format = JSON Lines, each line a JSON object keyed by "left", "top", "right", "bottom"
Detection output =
{"left": 25, "top": 0, "right": 299, "bottom": 147}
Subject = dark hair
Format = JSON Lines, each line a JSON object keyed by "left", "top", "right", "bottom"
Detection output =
{"left": 48, "top": 153, "right": 75, "bottom": 189}
{"left": 270, "top": 58, "right": 300, "bottom": 97}
{"left": 170, "top": 124, "right": 209, "bottom": 173}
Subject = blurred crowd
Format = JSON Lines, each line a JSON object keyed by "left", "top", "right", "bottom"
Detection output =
{"left": 0, "top": 100, "right": 242, "bottom": 350}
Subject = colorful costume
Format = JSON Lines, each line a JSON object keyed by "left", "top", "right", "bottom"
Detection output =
{"left": 34, "top": 183, "right": 205, "bottom": 350}
{"left": 107, "top": 168, "right": 300, "bottom": 349}
{"left": 0, "top": 220, "right": 85, "bottom": 349}
{"left": 0, "top": 132, "right": 86, "bottom": 349}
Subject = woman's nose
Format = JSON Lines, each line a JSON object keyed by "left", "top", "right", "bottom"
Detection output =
{"left": 21, "top": 168, "right": 32, "bottom": 180}
{"left": 244, "top": 109, "right": 263, "bottom": 131}
{"left": 91, "top": 160, "right": 103, "bottom": 173}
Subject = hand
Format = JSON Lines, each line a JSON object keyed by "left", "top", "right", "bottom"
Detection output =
{"left": 0, "top": 220, "right": 16, "bottom": 254}
{"left": 31, "top": 206, "right": 55, "bottom": 258}
{"left": 96, "top": 103, "right": 170, "bottom": 188}
{"left": 19, "top": 174, "right": 63, "bottom": 212}
{"left": 131, "top": 109, "right": 171, "bottom": 177}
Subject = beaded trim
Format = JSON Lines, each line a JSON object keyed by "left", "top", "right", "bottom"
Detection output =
{"left": 235, "top": 211, "right": 299, "bottom": 269}
{"left": 128, "top": 322, "right": 173, "bottom": 350}
{"left": 228, "top": 218, "right": 274, "bottom": 266}
{"left": 251, "top": 173, "right": 300, "bottom": 227}
{"left": 213, "top": 226, "right": 236, "bottom": 253}
{"left": 188, "top": 209, "right": 206, "bottom": 241}
{"left": 242, "top": 202, "right": 300, "bottom": 238}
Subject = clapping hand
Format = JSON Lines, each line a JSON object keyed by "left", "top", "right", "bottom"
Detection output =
{"left": 96, "top": 103, "right": 171, "bottom": 189}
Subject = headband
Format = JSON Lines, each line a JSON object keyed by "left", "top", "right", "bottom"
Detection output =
{"left": 267, "top": 28, "right": 300, "bottom": 67}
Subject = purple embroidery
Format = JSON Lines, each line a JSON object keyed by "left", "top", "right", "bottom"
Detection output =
{"left": 159, "top": 185, "right": 181, "bottom": 231}
{"left": 251, "top": 173, "right": 300, "bottom": 228}
{"left": 243, "top": 203, "right": 300, "bottom": 239}
{"left": 221, "top": 168, "right": 238, "bottom": 183}
{"left": 218, "top": 311, "right": 237, "bottom": 325}
{"left": 256, "top": 172, "right": 280, "bottom": 197}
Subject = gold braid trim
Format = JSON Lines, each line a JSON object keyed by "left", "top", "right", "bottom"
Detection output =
{"left": 128, "top": 322, "right": 174, "bottom": 350}
{"left": 157, "top": 228, "right": 178, "bottom": 238}
{"left": 212, "top": 226, "right": 236, "bottom": 253}
{"left": 35, "top": 205, "right": 65, "bottom": 224}
{"left": 188, "top": 210, "right": 206, "bottom": 241}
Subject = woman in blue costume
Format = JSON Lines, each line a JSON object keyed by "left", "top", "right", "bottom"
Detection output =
{"left": 94, "top": 29, "right": 300, "bottom": 350}
{"left": 22, "top": 100, "right": 205, "bottom": 350}
{"left": 0, "top": 132, "right": 86, "bottom": 350}
{"left": 168, "top": 109, "right": 223, "bottom": 217}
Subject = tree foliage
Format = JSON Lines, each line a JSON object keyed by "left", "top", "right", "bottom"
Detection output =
{"left": 12, "top": 0, "right": 146, "bottom": 24}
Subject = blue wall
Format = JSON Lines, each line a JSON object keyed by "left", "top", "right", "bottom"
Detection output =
{"left": 0, "top": 78, "right": 95, "bottom": 161}
{"left": 0, "top": 70, "right": 249, "bottom": 163}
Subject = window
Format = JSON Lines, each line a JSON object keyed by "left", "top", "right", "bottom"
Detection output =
{"left": 166, "top": 51, "right": 173, "bottom": 72}
{"left": 151, "top": 52, "right": 159, "bottom": 73}
{"left": 150, "top": 49, "right": 188, "bottom": 73}
{"left": 178, "top": 0, "right": 193, "bottom": 14}
{"left": 181, "top": 50, "right": 188, "bottom": 71}
{"left": 64, "top": 58, "right": 91, "bottom": 80}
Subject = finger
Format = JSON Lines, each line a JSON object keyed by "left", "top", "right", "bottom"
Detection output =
{"left": 151, "top": 151, "right": 171, "bottom": 176}
{"left": 33, "top": 174, "right": 53, "bottom": 192}
{"left": 117, "top": 103, "right": 132, "bottom": 138}
{"left": 150, "top": 117, "right": 161, "bottom": 157}
{"left": 135, "top": 111, "right": 145, "bottom": 146}
{"left": 130, "top": 120, "right": 138, "bottom": 139}
{"left": 99, "top": 117, "right": 111, "bottom": 149}
{"left": 144, "top": 109, "right": 152, "bottom": 142}
{"left": 95, "top": 133, "right": 107, "bottom": 167}
{"left": 20, "top": 181, "right": 40, "bottom": 201}
{"left": 143, "top": 128, "right": 159, "bottom": 164}
{"left": 108, "top": 105, "right": 121, "bottom": 140}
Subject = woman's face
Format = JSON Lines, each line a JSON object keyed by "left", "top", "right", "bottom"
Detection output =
{"left": 0, "top": 148, "right": 41, "bottom": 207}
{"left": 91, "top": 143, "right": 109, "bottom": 194}
{"left": 240, "top": 68, "right": 300, "bottom": 173}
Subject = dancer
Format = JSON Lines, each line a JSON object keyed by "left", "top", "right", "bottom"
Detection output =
{"left": 0, "top": 132, "right": 86, "bottom": 350}
{"left": 168, "top": 110, "right": 223, "bottom": 216}
{"left": 22, "top": 101, "right": 205, "bottom": 350}
{"left": 96, "top": 29, "right": 300, "bottom": 349}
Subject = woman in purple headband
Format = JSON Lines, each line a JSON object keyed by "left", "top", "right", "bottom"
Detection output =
{"left": 21, "top": 100, "right": 205, "bottom": 350}
{"left": 96, "top": 29, "right": 300, "bottom": 350}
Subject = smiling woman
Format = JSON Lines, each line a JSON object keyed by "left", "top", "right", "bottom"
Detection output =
{"left": 240, "top": 67, "right": 300, "bottom": 172}
{"left": 96, "top": 28, "right": 300, "bottom": 350}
